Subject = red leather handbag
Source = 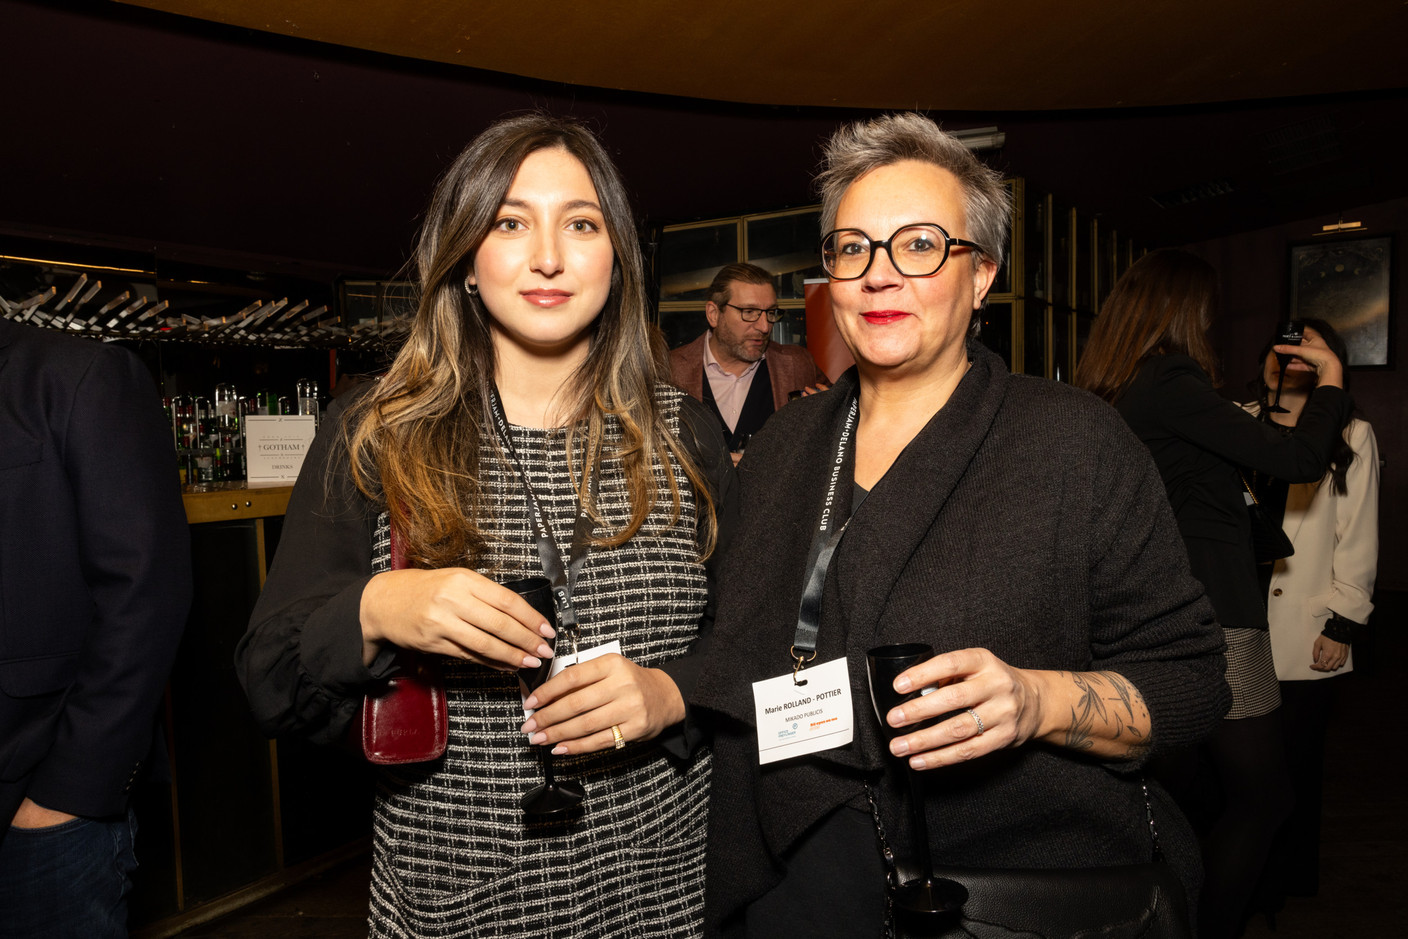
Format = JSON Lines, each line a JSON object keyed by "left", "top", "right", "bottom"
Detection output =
{"left": 351, "top": 526, "right": 449, "bottom": 764}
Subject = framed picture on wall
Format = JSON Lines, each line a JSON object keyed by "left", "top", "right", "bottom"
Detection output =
{"left": 1290, "top": 235, "right": 1394, "bottom": 367}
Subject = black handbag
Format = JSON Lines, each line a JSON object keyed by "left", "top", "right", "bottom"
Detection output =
{"left": 1239, "top": 470, "right": 1294, "bottom": 564}
{"left": 870, "top": 782, "right": 1193, "bottom": 939}
{"left": 915, "top": 862, "right": 1191, "bottom": 939}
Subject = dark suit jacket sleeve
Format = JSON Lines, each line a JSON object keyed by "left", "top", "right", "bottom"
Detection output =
{"left": 667, "top": 333, "right": 707, "bottom": 403}
{"left": 28, "top": 344, "right": 192, "bottom": 819}
{"left": 764, "top": 344, "right": 829, "bottom": 411}
{"left": 1154, "top": 358, "right": 1351, "bottom": 482}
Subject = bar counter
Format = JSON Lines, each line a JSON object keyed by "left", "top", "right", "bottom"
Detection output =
{"left": 131, "top": 482, "right": 373, "bottom": 937}
{"left": 180, "top": 481, "right": 294, "bottom": 524}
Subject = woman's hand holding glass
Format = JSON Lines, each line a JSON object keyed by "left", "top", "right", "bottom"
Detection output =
{"left": 1272, "top": 331, "right": 1344, "bottom": 390}
{"left": 880, "top": 647, "right": 1041, "bottom": 770}
{"left": 359, "top": 568, "right": 557, "bottom": 670}
{"left": 520, "top": 653, "right": 685, "bottom": 755}
{"left": 881, "top": 648, "right": 1151, "bottom": 770}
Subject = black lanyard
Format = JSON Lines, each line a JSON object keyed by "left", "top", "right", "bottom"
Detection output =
{"left": 487, "top": 389, "right": 597, "bottom": 648}
{"left": 791, "top": 392, "right": 860, "bottom": 684}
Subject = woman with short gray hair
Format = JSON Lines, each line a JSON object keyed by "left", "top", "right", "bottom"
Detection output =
{"left": 693, "top": 113, "right": 1228, "bottom": 937}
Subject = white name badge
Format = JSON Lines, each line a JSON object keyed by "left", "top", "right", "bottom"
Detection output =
{"left": 752, "top": 656, "right": 854, "bottom": 765}
{"left": 520, "top": 640, "right": 622, "bottom": 716}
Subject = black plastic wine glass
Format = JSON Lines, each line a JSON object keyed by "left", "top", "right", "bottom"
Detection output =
{"left": 504, "top": 575, "right": 586, "bottom": 816}
{"left": 1267, "top": 320, "right": 1304, "bottom": 414}
{"left": 866, "top": 643, "right": 968, "bottom": 923}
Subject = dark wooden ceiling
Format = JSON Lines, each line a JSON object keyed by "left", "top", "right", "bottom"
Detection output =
{"left": 116, "top": 0, "right": 1408, "bottom": 111}
{"left": 4, "top": 0, "right": 1407, "bottom": 281}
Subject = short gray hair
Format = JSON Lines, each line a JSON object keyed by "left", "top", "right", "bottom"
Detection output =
{"left": 816, "top": 113, "right": 1010, "bottom": 273}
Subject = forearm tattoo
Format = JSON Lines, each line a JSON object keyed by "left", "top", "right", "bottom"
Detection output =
{"left": 1060, "top": 671, "right": 1151, "bottom": 759}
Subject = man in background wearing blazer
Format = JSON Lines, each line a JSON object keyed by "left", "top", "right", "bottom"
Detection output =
{"left": 669, "top": 263, "right": 829, "bottom": 463}
{"left": 0, "top": 319, "right": 191, "bottom": 937}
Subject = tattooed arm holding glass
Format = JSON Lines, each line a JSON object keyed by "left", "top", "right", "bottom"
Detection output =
{"left": 693, "top": 114, "right": 1229, "bottom": 937}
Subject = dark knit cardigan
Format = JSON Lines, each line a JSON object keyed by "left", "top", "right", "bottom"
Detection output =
{"left": 692, "top": 341, "right": 1231, "bottom": 932}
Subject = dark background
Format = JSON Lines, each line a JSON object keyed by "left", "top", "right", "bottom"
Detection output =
{"left": 3, "top": 0, "right": 1406, "bottom": 588}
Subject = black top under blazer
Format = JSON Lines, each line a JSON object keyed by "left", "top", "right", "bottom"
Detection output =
{"left": 1115, "top": 354, "right": 1352, "bottom": 630}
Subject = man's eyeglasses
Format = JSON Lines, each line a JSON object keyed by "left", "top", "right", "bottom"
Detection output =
{"left": 820, "top": 223, "right": 982, "bottom": 281}
{"left": 722, "top": 302, "right": 785, "bottom": 324}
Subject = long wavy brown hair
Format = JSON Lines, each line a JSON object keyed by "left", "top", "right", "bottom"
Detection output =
{"left": 343, "top": 113, "right": 712, "bottom": 569}
{"left": 1075, "top": 248, "right": 1222, "bottom": 403}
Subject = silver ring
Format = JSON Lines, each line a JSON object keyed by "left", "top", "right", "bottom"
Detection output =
{"left": 966, "top": 708, "right": 985, "bottom": 736}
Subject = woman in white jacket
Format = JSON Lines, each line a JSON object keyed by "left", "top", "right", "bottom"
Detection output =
{"left": 1248, "top": 318, "right": 1379, "bottom": 910}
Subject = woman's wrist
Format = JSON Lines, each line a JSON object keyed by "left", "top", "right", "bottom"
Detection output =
{"left": 1037, "top": 669, "right": 1152, "bottom": 760}
{"left": 359, "top": 574, "right": 393, "bottom": 664}
{"left": 1313, "top": 360, "right": 1345, "bottom": 389}
{"left": 643, "top": 667, "right": 687, "bottom": 735}
{"left": 1321, "top": 614, "right": 1356, "bottom": 645}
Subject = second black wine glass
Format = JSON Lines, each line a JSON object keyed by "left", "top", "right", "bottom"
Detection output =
{"left": 504, "top": 574, "right": 586, "bottom": 816}
{"left": 866, "top": 643, "right": 968, "bottom": 923}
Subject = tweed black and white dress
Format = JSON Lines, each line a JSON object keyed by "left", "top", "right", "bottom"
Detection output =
{"left": 365, "top": 402, "right": 711, "bottom": 938}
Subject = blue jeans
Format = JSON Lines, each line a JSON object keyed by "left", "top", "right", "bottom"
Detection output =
{"left": 0, "top": 809, "right": 138, "bottom": 939}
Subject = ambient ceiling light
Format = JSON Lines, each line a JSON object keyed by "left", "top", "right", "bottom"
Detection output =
{"left": 953, "top": 126, "right": 1006, "bottom": 150}
{"left": 1314, "top": 219, "right": 1364, "bottom": 236}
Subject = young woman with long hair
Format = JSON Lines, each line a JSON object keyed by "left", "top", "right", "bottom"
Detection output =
{"left": 237, "top": 113, "right": 729, "bottom": 938}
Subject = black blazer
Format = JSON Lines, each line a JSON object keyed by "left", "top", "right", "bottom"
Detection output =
{"left": 0, "top": 320, "right": 191, "bottom": 838}
{"left": 1115, "top": 354, "right": 1351, "bottom": 629}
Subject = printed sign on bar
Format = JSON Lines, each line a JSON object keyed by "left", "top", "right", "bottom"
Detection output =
{"left": 245, "top": 415, "right": 318, "bottom": 483}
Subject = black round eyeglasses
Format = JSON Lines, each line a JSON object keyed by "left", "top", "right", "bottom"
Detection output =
{"left": 820, "top": 223, "right": 982, "bottom": 281}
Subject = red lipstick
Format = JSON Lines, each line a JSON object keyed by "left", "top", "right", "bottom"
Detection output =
{"left": 860, "top": 310, "right": 911, "bottom": 325}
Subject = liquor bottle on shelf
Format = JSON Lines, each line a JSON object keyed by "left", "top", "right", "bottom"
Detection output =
{"left": 161, "top": 396, "right": 182, "bottom": 483}
{"left": 192, "top": 448, "right": 215, "bottom": 484}
{"left": 173, "top": 377, "right": 330, "bottom": 486}
{"left": 193, "top": 396, "right": 212, "bottom": 449}
{"left": 170, "top": 394, "right": 197, "bottom": 485}
{"left": 212, "top": 383, "right": 245, "bottom": 481}
{"left": 214, "top": 383, "right": 238, "bottom": 426}
{"left": 296, "top": 378, "right": 320, "bottom": 426}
